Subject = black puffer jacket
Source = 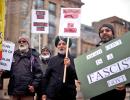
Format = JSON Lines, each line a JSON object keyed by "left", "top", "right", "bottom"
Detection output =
{"left": 7, "top": 48, "right": 42, "bottom": 96}
{"left": 42, "top": 53, "right": 77, "bottom": 100}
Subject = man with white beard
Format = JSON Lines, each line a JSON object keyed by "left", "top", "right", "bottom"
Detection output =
{"left": 1, "top": 35, "right": 42, "bottom": 100}
{"left": 42, "top": 36, "right": 78, "bottom": 100}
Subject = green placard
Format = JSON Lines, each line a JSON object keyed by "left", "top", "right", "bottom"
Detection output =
{"left": 74, "top": 31, "right": 130, "bottom": 99}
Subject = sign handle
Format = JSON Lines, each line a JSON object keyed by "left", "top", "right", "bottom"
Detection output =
{"left": 39, "top": 34, "right": 41, "bottom": 53}
{"left": 63, "top": 37, "right": 69, "bottom": 83}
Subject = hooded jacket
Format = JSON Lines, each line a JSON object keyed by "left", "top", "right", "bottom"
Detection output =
{"left": 6, "top": 48, "right": 42, "bottom": 96}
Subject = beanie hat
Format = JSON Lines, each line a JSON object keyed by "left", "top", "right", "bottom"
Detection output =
{"left": 55, "top": 36, "right": 72, "bottom": 47}
{"left": 99, "top": 24, "right": 115, "bottom": 37}
{"left": 18, "top": 35, "right": 31, "bottom": 46}
{"left": 41, "top": 46, "right": 51, "bottom": 55}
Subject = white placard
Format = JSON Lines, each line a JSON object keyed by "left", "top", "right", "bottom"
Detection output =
{"left": 31, "top": 9, "right": 49, "bottom": 34}
{"left": 87, "top": 57, "right": 130, "bottom": 84}
{"left": 59, "top": 8, "right": 81, "bottom": 38}
{"left": 107, "top": 75, "right": 127, "bottom": 87}
{"left": 0, "top": 41, "right": 15, "bottom": 70}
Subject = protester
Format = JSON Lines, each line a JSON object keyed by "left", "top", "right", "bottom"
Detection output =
{"left": 42, "top": 36, "right": 78, "bottom": 100}
{"left": 36, "top": 46, "right": 51, "bottom": 100}
{"left": 1, "top": 35, "right": 42, "bottom": 100}
{"left": 90, "top": 24, "right": 126, "bottom": 100}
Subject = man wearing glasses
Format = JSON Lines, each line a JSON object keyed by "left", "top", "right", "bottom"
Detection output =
{"left": 91, "top": 24, "right": 126, "bottom": 100}
{"left": 1, "top": 35, "right": 42, "bottom": 100}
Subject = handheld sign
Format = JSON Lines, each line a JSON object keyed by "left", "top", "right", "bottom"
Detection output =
{"left": 59, "top": 8, "right": 81, "bottom": 83}
{"left": 31, "top": 9, "right": 49, "bottom": 34}
{"left": 0, "top": 41, "right": 15, "bottom": 70}
{"left": 74, "top": 31, "right": 130, "bottom": 99}
{"left": 31, "top": 9, "right": 49, "bottom": 53}
{"left": 59, "top": 8, "right": 81, "bottom": 37}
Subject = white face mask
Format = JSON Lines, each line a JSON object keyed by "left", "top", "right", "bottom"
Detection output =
{"left": 40, "top": 54, "right": 50, "bottom": 60}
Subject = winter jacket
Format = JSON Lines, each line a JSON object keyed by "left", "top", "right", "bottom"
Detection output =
{"left": 42, "top": 53, "right": 77, "bottom": 100}
{"left": 6, "top": 48, "right": 42, "bottom": 96}
{"left": 36, "top": 58, "right": 50, "bottom": 100}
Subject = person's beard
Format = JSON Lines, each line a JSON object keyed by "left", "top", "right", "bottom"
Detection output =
{"left": 19, "top": 44, "right": 29, "bottom": 52}
{"left": 101, "top": 35, "right": 114, "bottom": 43}
{"left": 58, "top": 48, "right": 66, "bottom": 55}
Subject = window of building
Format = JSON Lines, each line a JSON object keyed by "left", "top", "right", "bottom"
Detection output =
{"left": 48, "top": 2, "right": 56, "bottom": 33}
{"left": 71, "top": 39, "right": 77, "bottom": 56}
{"left": 20, "top": 0, "right": 28, "bottom": 16}
{"left": 49, "top": 24, "right": 56, "bottom": 34}
{"left": 49, "top": 2, "right": 56, "bottom": 12}
{"left": 34, "top": 0, "right": 44, "bottom": 9}
{"left": 49, "top": 2, "right": 56, "bottom": 23}
{"left": 49, "top": 13, "right": 56, "bottom": 24}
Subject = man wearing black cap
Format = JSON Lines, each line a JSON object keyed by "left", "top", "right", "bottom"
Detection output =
{"left": 90, "top": 24, "right": 126, "bottom": 100}
{"left": 97, "top": 24, "right": 115, "bottom": 46}
{"left": 42, "top": 36, "right": 77, "bottom": 100}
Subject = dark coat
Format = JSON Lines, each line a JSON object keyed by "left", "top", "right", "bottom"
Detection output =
{"left": 6, "top": 48, "right": 42, "bottom": 96}
{"left": 36, "top": 58, "right": 49, "bottom": 100}
{"left": 42, "top": 53, "right": 77, "bottom": 100}
{"left": 90, "top": 41, "right": 126, "bottom": 100}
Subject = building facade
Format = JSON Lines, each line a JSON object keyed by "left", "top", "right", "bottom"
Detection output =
{"left": 80, "top": 24, "right": 100, "bottom": 54}
{"left": 5, "top": 0, "right": 83, "bottom": 55}
{"left": 92, "top": 16, "right": 130, "bottom": 37}
{"left": 2, "top": 0, "right": 84, "bottom": 99}
{"left": 78, "top": 16, "right": 130, "bottom": 57}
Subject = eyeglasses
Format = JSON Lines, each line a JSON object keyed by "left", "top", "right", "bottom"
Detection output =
{"left": 99, "top": 29, "right": 111, "bottom": 33}
{"left": 18, "top": 40, "right": 27, "bottom": 44}
{"left": 42, "top": 49, "right": 49, "bottom": 52}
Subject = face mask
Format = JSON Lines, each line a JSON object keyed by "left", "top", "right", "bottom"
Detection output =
{"left": 40, "top": 54, "right": 50, "bottom": 60}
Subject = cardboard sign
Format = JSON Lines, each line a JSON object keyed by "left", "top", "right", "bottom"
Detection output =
{"left": 31, "top": 9, "right": 49, "bottom": 34}
{"left": 59, "top": 8, "right": 81, "bottom": 37}
{"left": 0, "top": 41, "right": 15, "bottom": 70}
{"left": 74, "top": 31, "right": 130, "bottom": 99}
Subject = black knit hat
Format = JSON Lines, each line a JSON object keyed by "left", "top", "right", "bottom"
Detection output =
{"left": 99, "top": 24, "right": 115, "bottom": 37}
{"left": 55, "top": 36, "right": 72, "bottom": 47}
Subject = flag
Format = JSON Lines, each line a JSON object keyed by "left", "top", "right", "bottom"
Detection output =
{"left": 0, "top": 0, "right": 5, "bottom": 60}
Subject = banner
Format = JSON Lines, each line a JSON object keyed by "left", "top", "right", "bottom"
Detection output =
{"left": 0, "top": 0, "right": 5, "bottom": 59}
{"left": 31, "top": 9, "right": 49, "bottom": 34}
{"left": 74, "top": 31, "right": 130, "bottom": 99}
{"left": 0, "top": 41, "right": 15, "bottom": 70}
{"left": 59, "top": 8, "right": 81, "bottom": 37}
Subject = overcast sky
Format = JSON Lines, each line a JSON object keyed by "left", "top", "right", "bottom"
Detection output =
{"left": 81, "top": 0, "right": 130, "bottom": 26}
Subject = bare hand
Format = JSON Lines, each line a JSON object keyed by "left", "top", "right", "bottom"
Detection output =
{"left": 28, "top": 85, "right": 35, "bottom": 93}
{"left": 64, "top": 57, "right": 70, "bottom": 67}
{"left": 42, "top": 95, "right": 47, "bottom": 100}
{"left": 0, "top": 69, "right": 4, "bottom": 76}
{"left": 116, "top": 84, "right": 125, "bottom": 91}
{"left": 75, "top": 80, "right": 81, "bottom": 91}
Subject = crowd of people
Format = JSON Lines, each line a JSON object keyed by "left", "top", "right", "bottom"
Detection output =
{"left": 0, "top": 24, "right": 129, "bottom": 100}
